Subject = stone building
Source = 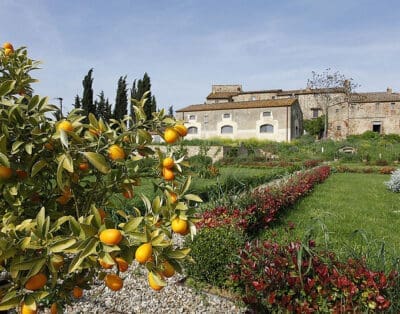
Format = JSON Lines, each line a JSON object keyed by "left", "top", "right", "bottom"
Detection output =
{"left": 176, "top": 84, "right": 400, "bottom": 141}
{"left": 176, "top": 85, "right": 303, "bottom": 142}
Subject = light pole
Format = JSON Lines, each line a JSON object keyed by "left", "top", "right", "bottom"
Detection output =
{"left": 54, "top": 97, "right": 63, "bottom": 117}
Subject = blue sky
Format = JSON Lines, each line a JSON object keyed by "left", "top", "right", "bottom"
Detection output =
{"left": 1, "top": 0, "right": 400, "bottom": 114}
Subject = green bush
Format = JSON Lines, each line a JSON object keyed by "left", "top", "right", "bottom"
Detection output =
{"left": 184, "top": 227, "right": 246, "bottom": 287}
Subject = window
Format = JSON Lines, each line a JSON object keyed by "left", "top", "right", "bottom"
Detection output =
{"left": 260, "top": 124, "right": 274, "bottom": 133}
{"left": 272, "top": 96, "right": 276, "bottom": 99}
{"left": 391, "top": 102, "right": 395, "bottom": 110}
{"left": 375, "top": 103, "right": 380, "bottom": 111}
{"left": 187, "top": 126, "right": 198, "bottom": 134}
{"left": 263, "top": 111, "right": 271, "bottom": 117}
{"left": 372, "top": 122, "right": 381, "bottom": 133}
{"left": 189, "top": 115, "right": 196, "bottom": 120}
{"left": 312, "top": 109, "right": 319, "bottom": 118}
{"left": 223, "top": 113, "right": 231, "bottom": 119}
{"left": 221, "top": 125, "right": 233, "bottom": 134}
{"left": 336, "top": 125, "right": 341, "bottom": 130}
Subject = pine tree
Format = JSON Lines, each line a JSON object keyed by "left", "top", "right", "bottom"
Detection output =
{"left": 113, "top": 76, "right": 128, "bottom": 120}
{"left": 74, "top": 95, "right": 81, "bottom": 109}
{"left": 130, "top": 72, "right": 157, "bottom": 120}
{"left": 81, "top": 69, "right": 95, "bottom": 118}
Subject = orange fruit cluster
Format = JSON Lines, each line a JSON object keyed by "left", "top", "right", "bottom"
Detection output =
{"left": 98, "top": 256, "right": 129, "bottom": 272}
{"left": 162, "top": 156, "right": 175, "bottom": 181}
{"left": 163, "top": 124, "right": 187, "bottom": 144}
{"left": 0, "top": 165, "right": 13, "bottom": 180}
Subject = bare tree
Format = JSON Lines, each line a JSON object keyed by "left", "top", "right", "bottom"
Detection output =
{"left": 307, "top": 68, "right": 358, "bottom": 139}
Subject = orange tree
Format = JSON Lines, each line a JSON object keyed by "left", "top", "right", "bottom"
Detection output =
{"left": 0, "top": 44, "right": 201, "bottom": 313}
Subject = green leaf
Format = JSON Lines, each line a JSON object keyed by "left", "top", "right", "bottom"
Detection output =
{"left": 0, "top": 152, "right": 10, "bottom": 167}
{"left": 80, "top": 224, "right": 98, "bottom": 238}
{"left": 25, "top": 258, "right": 46, "bottom": 280}
{"left": 122, "top": 217, "right": 143, "bottom": 233}
{"left": 63, "top": 154, "right": 74, "bottom": 173}
{"left": 183, "top": 194, "right": 203, "bottom": 203}
{"left": 50, "top": 238, "right": 77, "bottom": 253}
{"left": 31, "top": 160, "right": 47, "bottom": 177}
{"left": 149, "top": 271, "right": 166, "bottom": 286}
{"left": 11, "top": 141, "right": 24, "bottom": 154}
{"left": 166, "top": 248, "right": 191, "bottom": 259}
{"left": 59, "top": 129, "right": 69, "bottom": 148}
{"left": 36, "top": 207, "right": 45, "bottom": 237}
{"left": 69, "top": 217, "right": 81, "bottom": 236}
{"left": 180, "top": 176, "right": 192, "bottom": 195}
{"left": 0, "top": 80, "right": 16, "bottom": 97}
{"left": 0, "top": 295, "right": 22, "bottom": 311}
{"left": 27, "top": 95, "right": 40, "bottom": 111}
{"left": 56, "top": 155, "right": 65, "bottom": 190}
{"left": 11, "top": 257, "right": 46, "bottom": 272}
{"left": 82, "top": 152, "right": 110, "bottom": 174}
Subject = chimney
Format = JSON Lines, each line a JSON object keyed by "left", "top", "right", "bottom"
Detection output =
{"left": 387, "top": 87, "right": 392, "bottom": 93}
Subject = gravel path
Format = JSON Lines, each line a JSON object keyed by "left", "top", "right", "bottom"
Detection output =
{"left": 63, "top": 263, "right": 244, "bottom": 314}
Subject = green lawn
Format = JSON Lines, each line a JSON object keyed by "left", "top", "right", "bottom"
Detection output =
{"left": 262, "top": 173, "right": 400, "bottom": 269}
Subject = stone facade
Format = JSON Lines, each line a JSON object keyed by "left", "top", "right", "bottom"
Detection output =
{"left": 179, "top": 84, "right": 400, "bottom": 140}
{"left": 176, "top": 98, "right": 303, "bottom": 142}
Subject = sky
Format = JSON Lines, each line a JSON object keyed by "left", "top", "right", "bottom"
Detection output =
{"left": 1, "top": 0, "right": 400, "bottom": 114}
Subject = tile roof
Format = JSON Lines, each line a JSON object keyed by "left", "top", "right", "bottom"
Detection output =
{"left": 206, "top": 92, "right": 239, "bottom": 99}
{"left": 176, "top": 98, "right": 298, "bottom": 112}
{"left": 278, "top": 87, "right": 347, "bottom": 96}
{"left": 349, "top": 92, "right": 400, "bottom": 103}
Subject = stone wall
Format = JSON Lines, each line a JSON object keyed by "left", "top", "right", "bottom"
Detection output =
{"left": 150, "top": 145, "right": 224, "bottom": 162}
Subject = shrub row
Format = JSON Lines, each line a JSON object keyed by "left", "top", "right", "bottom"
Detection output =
{"left": 197, "top": 166, "right": 331, "bottom": 233}
{"left": 333, "top": 165, "right": 396, "bottom": 174}
{"left": 231, "top": 240, "right": 398, "bottom": 313}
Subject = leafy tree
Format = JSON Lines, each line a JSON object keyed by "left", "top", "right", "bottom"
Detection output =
{"left": 307, "top": 68, "right": 358, "bottom": 139}
{"left": 304, "top": 115, "right": 325, "bottom": 138}
{"left": 74, "top": 95, "right": 81, "bottom": 109}
{"left": 131, "top": 73, "right": 157, "bottom": 120}
{"left": 81, "top": 68, "right": 95, "bottom": 118}
{"left": 0, "top": 44, "right": 198, "bottom": 312}
{"left": 113, "top": 76, "right": 128, "bottom": 120}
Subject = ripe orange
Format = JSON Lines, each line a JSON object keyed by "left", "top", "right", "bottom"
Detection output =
{"left": 3, "top": 42, "right": 14, "bottom": 50}
{"left": 57, "top": 120, "right": 74, "bottom": 132}
{"left": 99, "top": 229, "right": 123, "bottom": 246}
{"left": 163, "top": 127, "right": 180, "bottom": 144}
{"left": 162, "top": 157, "right": 174, "bottom": 169}
{"left": 148, "top": 272, "right": 165, "bottom": 291}
{"left": 161, "top": 261, "right": 175, "bottom": 278}
{"left": 56, "top": 188, "right": 72, "bottom": 205}
{"left": 50, "top": 303, "right": 58, "bottom": 314}
{"left": 4, "top": 48, "right": 13, "bottom": 56}
{"left": 115, "top": 257, "right": 129, "bottom": 272}
{"left": 72, "top": 286, "right": 83, "bottom": 298}
{"left": 98, "top": 258, "right": 113, "bottom": 269}
{"left": 16, "top": 169, "right": 28, "bottom": 180}
{"left": 171, "top": 217, "right": 188, "bottom": 235}
{"left": 162, "top": 167, "right": 175, "bottom": 181}
{"left": 44, "top": 142, "right": 54, "bottom": 151}
{"left": 122, "top": 188, "right": 134, "bottom": 199}
{"left": 108, "top": 144, "right": 125, "bottom": 160}
{"left": 25, "top": 272, "right": 47, "bottom": 291}
{"left": 135, "top": 243, "right": 153, "bottom": 264}
{"left": 105, "top": 273, "right": 123, "bottom": 291}
{"left": 21, "top": 302, "right": 37, "bottom": 314}
{"left": 0, "top": 165, "right": 13, "bottom": 180}
{"left": 79, "top": 162, "right": 89, "bottom": 171}
{"left": 174, "top": 124, "right": 188, "bottom": 137}
{"left": 170, "top": 192, "right": 178, "bottom": 203}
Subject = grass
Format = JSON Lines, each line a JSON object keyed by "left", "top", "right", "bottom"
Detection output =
{"left": 262, "top": 173, "right": 400, "bottom": 270}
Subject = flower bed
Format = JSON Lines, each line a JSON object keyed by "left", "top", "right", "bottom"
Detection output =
{"left": 197, "top": 166, "right": 331, "bottom": 233}
{"left": 231, "top": 240, "right": 397, "bottom": 312}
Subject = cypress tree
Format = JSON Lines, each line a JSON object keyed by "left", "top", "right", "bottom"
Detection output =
{"left": 131, "top": 72, "right": 157, "bottom": 120}
{"left": 96, "top": 91, "right": 107, "bottom": 120}
{"left": 74, "top": 95, "right": 81, "bottom": 109}
{"left": 168, "top": 105, "right": 174, "bottom": 117}
{"left": 81, "top": 69, "right": 95, "bottom": 118}
{"left": 113, "top": 76, "right": 128, "bottom": 120}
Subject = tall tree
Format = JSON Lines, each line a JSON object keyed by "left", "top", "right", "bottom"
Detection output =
{"left": 168, "top": 105, "right": 174, "bottom": 117}
{"left": 104, "top": 98, "right": 112, "bottom": 121}
{"left": 307, "top": 68, "right": 358, "bottom": 139}
{"left": 113, "top": 76, "right": 128, "bottom": 120}
{"left": 74, "top": 95, "right": 81, "bottom": 109}
{"left": 131, "top": 72, "right": 157, "bottom": 120}
{"left": 96, "top": 91, "right": 107, "bottom": 120}
{"left": 81, "top": 69, "right": 95, "bottom": 118}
